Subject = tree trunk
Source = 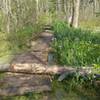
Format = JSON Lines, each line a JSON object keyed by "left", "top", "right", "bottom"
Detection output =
{"left": 2, "top": 0, "right": 11, "bottom": 33}
{"left": 70, "top": 0, "right": 80, "bottom": 28}
{"left": 57, "top": 0, "right": 62, "bottom": 18}
{"left": 64, "top": 0, "right": 67, "bottom": 20}
{"left": 35, "top": 0, "right": 39, "bottom": 21}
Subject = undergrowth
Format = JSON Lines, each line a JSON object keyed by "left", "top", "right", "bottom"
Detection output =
{"left": 0, "top": 23, "right": 43, "bottom": 63}
{"left": 52, "top": 21, "right": 100, "bottom": 67}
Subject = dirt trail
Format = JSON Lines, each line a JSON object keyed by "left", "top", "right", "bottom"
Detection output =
{"left": 0, "top": 31, "right": 53, "bottom": 96}
{"left": 12, "top": 31, "right": 53, "bottom": 65}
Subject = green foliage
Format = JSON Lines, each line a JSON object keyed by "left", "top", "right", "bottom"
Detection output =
{"left": 93, "top": 64, "right": 100, "bottom": 74}
{"left": 51, "top": 76, "right": 100, "bottom": 100}
{"left": 33, "top": 23, "right": 43, "bottom": 35}
{"left": 13, "top": 26, "right": 34, "bottom": 46}
{"left": 2, "top": 25, "right": 34, "bottom": 54}
{"left": 0, "top": 23, "right": 43, "bottom": 63}
{"left": 52, "top": 21, "right": 100, "bottom": 66}
{"left": 37, "top": 13, "right": 51, "bottom": 26}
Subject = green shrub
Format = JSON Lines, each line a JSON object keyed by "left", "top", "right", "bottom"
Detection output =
{"left": 8, "top": 23, "right": 44, "bottom": 52}
{"left": 52, "top": 21, "right": 100, "bottom": 66}
{"left": 6, "top": 25, "right": 34, "bottom": 51}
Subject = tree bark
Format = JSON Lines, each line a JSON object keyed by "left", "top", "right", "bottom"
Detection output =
{"left": 0, "top": 63, "right": 93, "bottom": 75}
{"left": 70, "top": 0, "right": 80, "bottom": 28}
{"left": 35, "top": 0, "right": 39, "bottom": 21}
{"left": 64, "top": 0, "right": 67, "bottom": 20}
{"left": 57, "top": 0, "right": 62, "bottom": 18}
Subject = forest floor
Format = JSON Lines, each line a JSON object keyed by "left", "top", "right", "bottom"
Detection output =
{"left": 0, "top": 31, "right": 100, "bottom": 100}
{"left": 0, "top": 31, "right": 54, "bottom": 96}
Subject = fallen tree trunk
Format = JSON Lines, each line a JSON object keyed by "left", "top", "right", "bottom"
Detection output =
{"left": 0, "top": 64, "right": 99, "bottom": 96}
{"left": 0, "top": 63, "right": 93, "bottom": 75}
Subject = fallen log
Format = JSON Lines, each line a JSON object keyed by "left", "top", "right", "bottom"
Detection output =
{"left": 0, "top": 64, "right": 99, "bottom": 96}
{"left": 0, "top": 63, "right": 93, "bottom": 75}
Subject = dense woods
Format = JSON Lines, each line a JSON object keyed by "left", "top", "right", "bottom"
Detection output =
{"left": 0, "top": 0, "right": 100, "bottom": 33}
{"left": 0, "top": 0, "right": 100, "bottom": 99}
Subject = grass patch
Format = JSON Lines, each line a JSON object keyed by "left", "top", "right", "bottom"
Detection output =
{"left": 51, "top": 75, "right": 100, "bottom": 100}
{"left": 80, "top": 19, "right": 100, "bottom": 30}
{"left": 52, "top": 21, "right": 100, "bottom": 66}
{"left": 0, "top": 24, "right": 43, "bottom": 63}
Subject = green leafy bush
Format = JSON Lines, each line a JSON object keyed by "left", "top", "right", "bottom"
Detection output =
{"left": 52, "top": 21, "right": 100, "bottom": 66}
